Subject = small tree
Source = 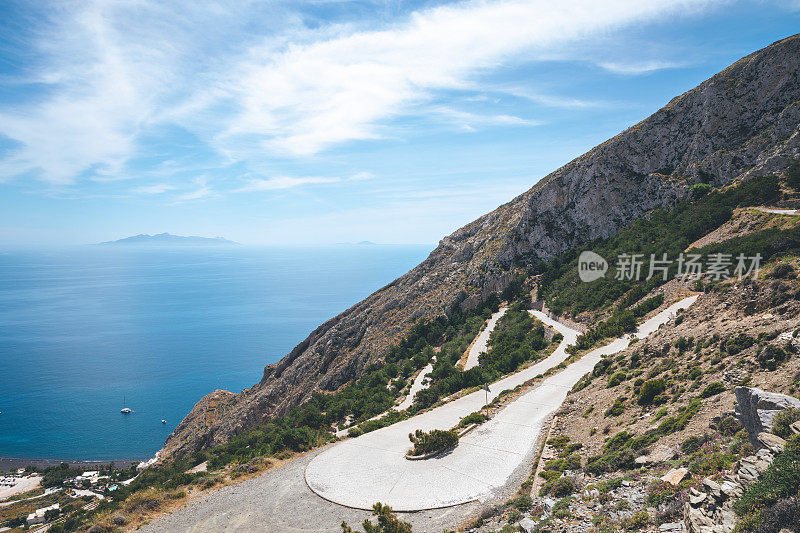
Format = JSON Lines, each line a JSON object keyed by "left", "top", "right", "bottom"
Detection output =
{"left": 341, "top": 502, "right": 412, "bottom": 533}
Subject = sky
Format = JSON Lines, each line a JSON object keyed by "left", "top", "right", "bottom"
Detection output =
{"left": 0, "top": 0, "right": 798, "bottom": 245}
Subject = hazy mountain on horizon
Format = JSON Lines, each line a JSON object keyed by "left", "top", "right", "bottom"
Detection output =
{"left": 97, "top": 233, "right": 238, "bottom": 246}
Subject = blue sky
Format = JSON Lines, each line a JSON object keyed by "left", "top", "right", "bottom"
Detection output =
{"left": 0, "top": 0, "right": 798, "bottom": 245}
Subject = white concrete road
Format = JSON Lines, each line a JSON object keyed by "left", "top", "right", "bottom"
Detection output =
{"left": 755, "top": 207, "right": 799, "bottom": 215}
{"left": 463, "top": 307, "right": 508, "bottom": 370}
{"left": 335, "top": 358, "right": 435, "bottom": 438}
{"left": 305, "top": 296, "right": 697, "bottom": 511}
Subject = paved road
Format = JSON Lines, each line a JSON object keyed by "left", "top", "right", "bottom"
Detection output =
{"left": 335, "top": 358, "right": 435, "bottom": 438}
{"left": 463, "top": 307, "right": 508, "bottom": 370}
{"left": 305, "top": 296, "right": 697, "bottom": 511}
{"left": 755, "top": 207, "right": 799, "bottom": 215}
{"left": 141, "top": 296, "right": 697, "bottom": 530}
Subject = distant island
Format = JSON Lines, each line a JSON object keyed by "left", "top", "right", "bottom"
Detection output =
{"left": 337, "top": 240, "right": 377, "bottom": 245}
{"left": 97, "top": 233, "right": 238, "bottom": 246}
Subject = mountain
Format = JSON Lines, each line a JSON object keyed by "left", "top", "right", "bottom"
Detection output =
{"left": 160, "top": 35, "right": 800, "bottom": 459}
{"left": 98, "top": 233, "right": 238, "bottom": 246}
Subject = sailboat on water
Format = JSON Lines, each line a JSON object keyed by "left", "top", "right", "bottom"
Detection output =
{"left": 121, "top": 395, "right": 133, "bottom": 414}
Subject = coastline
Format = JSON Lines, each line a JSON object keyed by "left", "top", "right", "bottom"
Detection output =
{"left": 0, "top": 457, "right": 143, "bottom": 472}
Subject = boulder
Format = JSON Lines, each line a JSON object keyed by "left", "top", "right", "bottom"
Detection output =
{"left": 660, "top": 523, "right": 685, "bottom": 532}
{"left": 519, "top": 517, "right": 537, "bottom": 533}
{"left": 661, "top": 467, "right": 689, "bottom": 486}
{"left": 702, "top": 478, "right": 722, "bottom": 499}
{"left": 757, "top": 432, "right": 787, "bottom": 453}
{"left": 687, "top": 505, "right": 714, "bottom": 532}
{"left": 735, "top": 387, "right": 800, "bottom": 438}
{"left": 689, "top": 490, "right": 707, "bottom": 506}
{"left": 110, "top": 514, "right": 127, "bottom": 526}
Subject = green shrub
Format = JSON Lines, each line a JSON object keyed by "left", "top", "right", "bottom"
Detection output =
{"left": 512, "top": 494, "right": 532, "bottom": 511}
{"left": 607, "top": 371, "right": 627, "bottom": 388}
{"left": 734, "top": 435, "right": 800, "bottom": 522}
{"left": 551, "top": 476, "right": 577, "bottom": 498}
{"left": 638, "top": 379, "right": 666, "bottom": 405}
{"left": 408, "top": 429, "right": 459, "bottom": 456}
{"left": 605, "top": 396, "right": 627, "bottom": 417}
{"left": 459, "top": 412, "right": 488, "bottom": 427}
{"left": 773, "top": 408, "right": 800, "bottom": 439}
{"left": 623, "top": 510, "right": 650, "bottom": 530}
{"left": 691, "top": 183, "right": 713, "bottom": 198}
{"left": 766, "top": 262, "right": 796, "bottom": 279}
{"left": 786, "top": 162, "right": 800, "bottom": 190}
{"left": 700, "top": 382, "right": 726, "bottom": 398}
{"left": 341, "top": 502, "right": 412, "bottom": 533}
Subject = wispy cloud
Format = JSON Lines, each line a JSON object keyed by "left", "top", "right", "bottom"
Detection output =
{"left": 598, "top": 60, "right": 687, "bottom": 75}
{"left": 0, "top": 0, "right": 719, "bottom": 186}
{"left": 133, "top": 183, "right": 176, "bottom": 195}
{"left": 432, "top": 107, "right": 542, "bottom": 131}
{"left": 173, "top": 177, "right": 212, "bottom": 202}
{"left": 237, "top": 172, "right": 375, "bottom": 192}
{"left": 223, "top": 0, "right": 716, "bottom": 156}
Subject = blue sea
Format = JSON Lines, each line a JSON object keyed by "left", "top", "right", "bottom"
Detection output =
{"left": 0, "top": 245, "right": 431, "bottom": 461}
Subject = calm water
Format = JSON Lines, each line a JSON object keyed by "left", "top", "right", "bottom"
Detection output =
{"left": 0, "top": 245, "right": 430, "bottom": 461}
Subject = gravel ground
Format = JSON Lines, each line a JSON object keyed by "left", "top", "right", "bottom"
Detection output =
{"left": 137, "top": 442, "right": 535, "bottom": 533}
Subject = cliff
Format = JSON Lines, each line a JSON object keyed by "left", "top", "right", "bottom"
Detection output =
{"left": 160, "top": 34, "right": 800, "bottom": 459}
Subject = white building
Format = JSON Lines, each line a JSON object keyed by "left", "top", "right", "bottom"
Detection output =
{"left": 26, "top": 503, "right": 59, "bottom": 525}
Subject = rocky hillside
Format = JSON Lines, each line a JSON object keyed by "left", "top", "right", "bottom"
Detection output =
{"left": 476, "top": 252, "right": 800, "bottom": 533}
{"left": 160, "top": 34, "right": 800, "bottom": 459}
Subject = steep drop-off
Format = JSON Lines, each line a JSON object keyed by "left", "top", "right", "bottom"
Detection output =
{"left": 161, "top": 34, "right": 800, "bottom": 459}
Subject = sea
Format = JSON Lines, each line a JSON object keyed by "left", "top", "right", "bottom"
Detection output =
{"left": 0, "top": 244, "right": 431, "bottom": 461}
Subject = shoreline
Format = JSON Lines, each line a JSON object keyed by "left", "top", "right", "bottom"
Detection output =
{"left": 0, "top": 457, "right": 143, "bottom": 472}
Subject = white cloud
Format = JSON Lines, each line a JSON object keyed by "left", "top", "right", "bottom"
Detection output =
{"left": 173, "top": 177, "right": 212, "bottom": 202}
{"left": 432, "top": 107, "right": 543, "bottom": 130}
{"left": 0, "top": 0, "right": 719, "bottom": 185}
{"left": 133, "top": 183, "right": 176, "bottom": 195}
{"left": 224, "top": 0, "right": 716, "bottom": 156}
{"left": 238, "top": 176, "right": 340, "bottom": 192}
{"left": 598, "top": 60, "right": 687, "bottom": 75}
{"left": 237, "top": 172, "right": 374, "bottom": 192}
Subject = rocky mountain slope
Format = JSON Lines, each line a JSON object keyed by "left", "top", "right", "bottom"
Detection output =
{"left": 160, "top": 34, "right": 800, "bottom": 459}
{"left": 477, "top": 253, "right": 800, "bottom": 533}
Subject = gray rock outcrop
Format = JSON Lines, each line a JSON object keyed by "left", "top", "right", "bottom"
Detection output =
{"left": 734, "top": 386, "right": 800, "bottom": 437}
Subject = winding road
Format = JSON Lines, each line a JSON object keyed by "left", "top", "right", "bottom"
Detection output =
{"left": 463, "top": 307, "right": 508, "bottom": 370}
{"left": 141, "top": 295, "right": 698, "bottom": 531}
{"left": 305, "top": 296, "right": 696, "bottom": 511}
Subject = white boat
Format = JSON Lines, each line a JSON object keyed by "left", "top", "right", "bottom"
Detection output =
{"left": 161, "top": 419, "right": 167, "bottom": 424}
{"left": 121, "top": 396, "right": 133, "bottom": 414}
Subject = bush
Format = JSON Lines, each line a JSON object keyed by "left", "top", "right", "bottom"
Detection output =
{"left": 459, "top": 412, "right": 487, "bottom": 427}
{"left": 691, "top": 183, "right": 713, "bottom": 198}
{"left": 786, "top": 162, "right": 800, "bottom": 190}
{"left": 700, "top": 382, "right": 726, "bottom": 398}
{"left": 551, "top": 476, "right": 577, "bottom": 497}
{"left": 734, "top": 435, "right": 800, "bottom": 520}
{"left": 766, "top": 262, "right": 796, "bottom": 279}
{"left": 341, "top": 502, "right": 412, "bottom": 533}
{"left": 605, "top": 396, "right": 627, "bottom": 417}
{"left": 622, "top": 510, "right": 651, "bottom": 530}
{"left": 756, "top": 497, "right": 800, "bottom": 533}
{"left": 408, "top": 429, "right": 459, "bottom": 456}
{"left": 772, "top": 408, "right": 800, "bottom": 439}
{"left": 638, "top": 379, "right": 666, "bottom": 405}
{"left": 512, "top": 494, "right": 533, "bottom": 511}
{"left": 607, "top": 371, "right": 627, "bottom": 388}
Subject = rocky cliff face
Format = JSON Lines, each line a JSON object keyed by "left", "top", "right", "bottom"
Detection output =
{"left": 160, "top": 35, "right": 800, "bottom": 459}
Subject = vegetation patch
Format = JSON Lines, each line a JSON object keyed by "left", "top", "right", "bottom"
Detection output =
{"left": 407, "top": 429, "right": 459, "bottom": 457}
